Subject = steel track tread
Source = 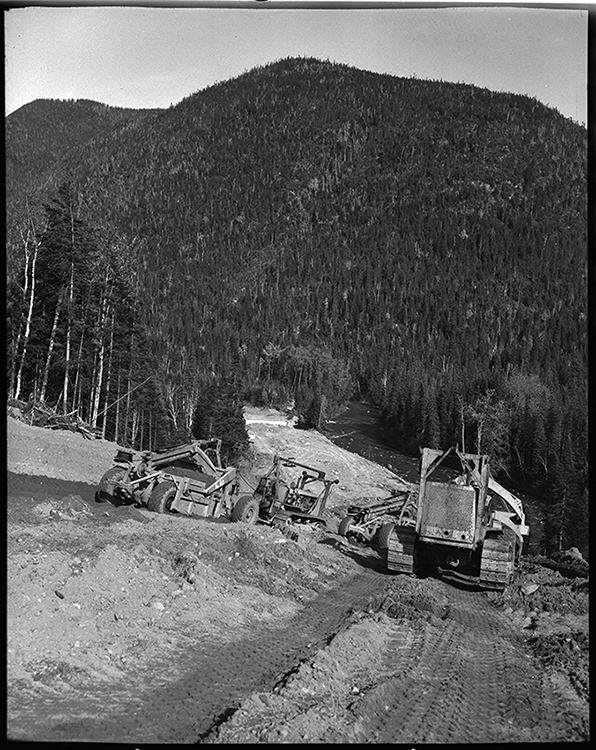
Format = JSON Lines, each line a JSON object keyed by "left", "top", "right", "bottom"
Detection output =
{"left": 349, "top": 580, "right": 588, "bottom": 743}
{"left": 385, "top": 524, "right": 416, "bottom": 573}
{"left": 479, "top": 530, "right": 515, "bottom": 585}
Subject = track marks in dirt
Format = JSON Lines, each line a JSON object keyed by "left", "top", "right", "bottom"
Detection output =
{"left": 349, "top": 579, "right": 588, "bottom": 743}
{"left": 136, "top": 567, "right": 388, "bottom": 743}
{"left": 10, "top": 566, "right": 388, "bottom": 743}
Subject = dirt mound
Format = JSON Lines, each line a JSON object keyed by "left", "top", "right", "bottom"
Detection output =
{"left": 7, "top": 511, "right": 352, "bottom": 696}
{"left": 7, "top": 414, "right": 126, "bottom": 484}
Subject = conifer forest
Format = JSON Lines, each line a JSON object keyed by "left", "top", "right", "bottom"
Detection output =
{"left": 5, "top": 58, "right": 588, "bottom": 555}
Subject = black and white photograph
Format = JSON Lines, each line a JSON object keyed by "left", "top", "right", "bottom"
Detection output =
{"left": 6, "top": 1, "right": 589, "bottom": 743}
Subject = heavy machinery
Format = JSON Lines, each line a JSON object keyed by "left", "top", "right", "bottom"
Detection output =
{"left": 338, "top": 485, "right": 416, "bottom": 545}
{"left": 247, "top": 455, "right": 339, "bottom": 531}
{"left": 379, "top": 446, "right": 529, "bottom": 589}
{"left": 95, "top": 439, "right": 254, "bottom": 520}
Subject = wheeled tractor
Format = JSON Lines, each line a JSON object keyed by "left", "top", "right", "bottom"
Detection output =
{"left": 249, "top": 454, "right": 339, "bottom": 532}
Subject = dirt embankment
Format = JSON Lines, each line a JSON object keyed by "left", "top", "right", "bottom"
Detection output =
{"left": 6, "top": 407, "right": 589, "bottom": 743}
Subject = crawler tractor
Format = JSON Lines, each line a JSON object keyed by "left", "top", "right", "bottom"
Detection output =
{"left": 243, "top": 455, "right": 339, "bottom": 531}
{"left": 379, "top": 446, "right": 529, "bottom": 589}
{"left": 95, "top": 439, "right": 250, "bottom": 520}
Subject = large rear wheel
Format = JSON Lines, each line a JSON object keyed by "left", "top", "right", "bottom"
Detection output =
{"left": 95, "top": 467, "right": 126, "bottom": 504}
{"left": 231, "top": 495, "right": 259, "bottom": 524}
{"left": 148, "top": 481, "right": 177, "bottom": 514}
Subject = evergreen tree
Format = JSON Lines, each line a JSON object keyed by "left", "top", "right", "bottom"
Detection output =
{"left": 191, "top": 378, "right": 219, "bottom": 441}
{"left": 211, "top": 373, "right": 250, "bottom": 464}
{"left": 191, "top": 373, "right": 249, "bottom": 465}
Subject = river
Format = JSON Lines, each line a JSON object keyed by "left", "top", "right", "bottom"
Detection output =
{"left": 325, "top": 401, "right": 545, "bottom": 555}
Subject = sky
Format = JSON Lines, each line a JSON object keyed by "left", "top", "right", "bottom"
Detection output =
{"left": 4, "top": 2, "right": 589, "bottom": 125}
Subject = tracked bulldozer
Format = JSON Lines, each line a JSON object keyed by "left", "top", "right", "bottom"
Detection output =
{"left": 379, "top": 446, "right": 529, "bottom": 589}
{"left": 95, "top": 439, "right": 245, "bottom": 519}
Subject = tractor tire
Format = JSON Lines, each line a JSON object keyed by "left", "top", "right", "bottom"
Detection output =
{"left": 95, "top": 467, "right": 126, "bottom": 504}
{"left": 231, "top": 495, "right": 259, "bottom": 524}
{"left": 148, "top": 481, "right": 177, "bottom": 514}
{"left": 338, "top": 515, "right": 354, "bottom": 537}
{"left": 377, "top": 522, "right": 396, "bottom": 550}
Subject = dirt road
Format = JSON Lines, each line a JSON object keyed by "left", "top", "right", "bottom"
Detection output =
{"left": 6, "top": 409, "right": 589, "bottom": 743}
{"left": 207, "top": 570, "right": 589, "bottom": 744}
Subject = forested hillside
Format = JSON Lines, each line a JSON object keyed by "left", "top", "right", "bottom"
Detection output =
{"left": 6, "top": 57, "right": 587, "bottom": 554}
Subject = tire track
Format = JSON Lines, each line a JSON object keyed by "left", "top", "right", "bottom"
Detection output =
{"left": 11, "top": 565, "right": 390, "bottom": 743}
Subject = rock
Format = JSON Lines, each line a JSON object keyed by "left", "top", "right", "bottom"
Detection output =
{"left": 522, "top": 582, "right": 540, "bottom": 596}
{"left": 151, "top": 601, "right": 165, "bottom": 612}
{"left": 563, "top": 547, "right": 586, "bottom": 562}
{"left": 439, "top": 605, "right": 451, "bottom": 620}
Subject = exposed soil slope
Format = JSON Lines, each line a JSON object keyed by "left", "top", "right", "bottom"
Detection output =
{"left": 6, "top": 408, "right": 589, "bottom": 743}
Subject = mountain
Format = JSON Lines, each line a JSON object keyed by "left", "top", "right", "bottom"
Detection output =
{"left": 5, "top": 57, "right": 588, "bottom": 554}
{"left": 6, "top": 98, "right": 161, "bottom": 203}
{"left": 6, "top": 98, "right": 163, "bottom": 277}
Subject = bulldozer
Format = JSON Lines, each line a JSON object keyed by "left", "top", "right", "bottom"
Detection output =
{"left": 244, "top": 454, "right": 339, "bottom": 532}
{"left": 378, "top": 446, "right": 529, "bottom": 589}
{"left": 95, "top": 439, "right": 253, "bottom": 520}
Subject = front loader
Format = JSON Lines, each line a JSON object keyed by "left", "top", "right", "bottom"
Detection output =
{"left": 379, "top": 446, "right": 529, "bottom": 589}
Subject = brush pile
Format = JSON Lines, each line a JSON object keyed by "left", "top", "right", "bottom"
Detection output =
{"left": 7, "top": 399, "right": 99, "bottom": 439}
